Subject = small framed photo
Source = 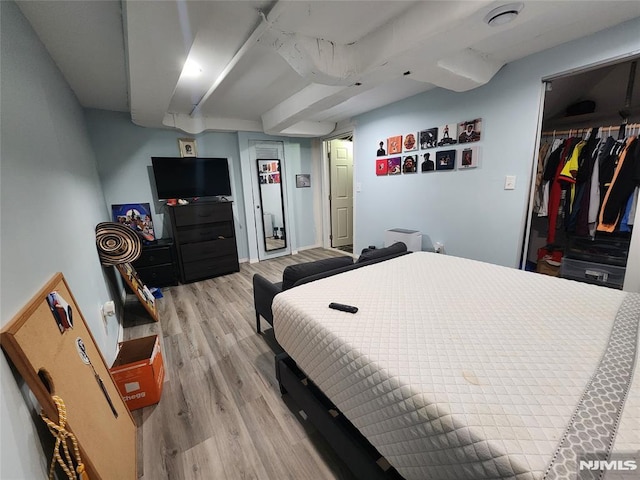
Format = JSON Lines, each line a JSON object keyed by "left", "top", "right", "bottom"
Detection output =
{"left": 376, "top": 140, "right": 387, "bottom": 157}
{"left": 296, "top": 174, "right": 311, "bottom": 188}
{"left": 435, "top": 150, "right": 456, "bottom": 171}
{"left": 178, "top": 138, "right": 197, "bottom": 157}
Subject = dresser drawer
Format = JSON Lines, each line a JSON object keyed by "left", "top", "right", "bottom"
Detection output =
{"left": 180, "top": 238, "right": 237, "bottom": 263}
{"left": 177, "top": 223, "right": 234, "bottom": 243}
{"left": 133, "top": 247, "right": 172, "bottom": 268}
{"left": 135, "top": 264, "right": 178, "bottom": 287}
{"left": 182, "top": 256, "right": 239, "bottom": 282}
{"left": 172, "top": 202, "right": 233, "bottom": 227}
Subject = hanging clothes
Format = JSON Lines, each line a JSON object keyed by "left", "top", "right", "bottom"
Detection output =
{"left": 569, "top": 129, "right": 600, "bottom": 234}
{"left": 588, "top": 137, "right": 615, "bottom": 236}
{"left": 558, "top": 140, "right": 586, "bottom": 208}
{"left": 536, "top": 139, "right": 562, "bottom": 216}
{"left": 547, "top": 138, "right": 577, "bottom": 244}
{"left": 598, "top": 137, "right": 639, "bottom": 232}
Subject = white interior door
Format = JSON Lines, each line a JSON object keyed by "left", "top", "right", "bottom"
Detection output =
{"left": 329, "top": 139, "right": 353, "bottom": 248}
{"left": 249, "top": 140, "right": 291, "bottom": 260}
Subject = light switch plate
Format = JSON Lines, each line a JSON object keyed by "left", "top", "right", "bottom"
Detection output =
{"left": 504, "top": 175, "right": 516, "bottom": 190}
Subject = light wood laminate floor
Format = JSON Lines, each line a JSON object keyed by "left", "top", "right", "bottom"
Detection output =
{"left": 124, "top": 248, "right": 357, "bottom": 480}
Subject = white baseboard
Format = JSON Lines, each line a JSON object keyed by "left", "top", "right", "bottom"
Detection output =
{"left": 297, "top": 243, "right": 322, "bottom": 251}
{"left": 238, "top": 257, "right": 249, "bottom": 264}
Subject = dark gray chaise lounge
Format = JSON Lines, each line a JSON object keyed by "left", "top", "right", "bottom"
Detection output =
{"left": 252, "top": 242, "right": 409, "bottom": 333}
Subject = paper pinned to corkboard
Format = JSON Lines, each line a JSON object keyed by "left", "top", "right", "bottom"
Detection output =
{"left": 0, "top": 273, "right": 137, "bottom": 480}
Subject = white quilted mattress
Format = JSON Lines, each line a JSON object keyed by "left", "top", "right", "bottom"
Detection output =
{"left": 273, "top": 252, "right": 639, "bottom": 480}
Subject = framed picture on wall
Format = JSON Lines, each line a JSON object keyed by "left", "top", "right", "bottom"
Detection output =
{"left": 178, "top": 138, "right": 197, "bottom": 157}
{"left": 402, "top": 155, "right": 417, "bottom": 173}
{"left": 437, "top": 124, "right": 457, "bottom": 147}
{"left": 460, "top": 147, "right": 480, "bottom": 169}
{"left": 376, "top": 140, "right": 387, "bottom": 156}
{"left": 376, "top": 159, "right": 388, "bottom": 176}
{"left": 387, "top": 157, "right": 401, "bottom": 175}
{"left": 296, "top": 174, "right": 311, "bottom": 187}
{"left": 420, "top": 128, "right": 438, "bottom": 149}
{"left": 387, "top": 135, "right": 402, "bottom": 155}
{"left": 420, "top": 152, "right": 435, "bottom": 172}
{"left": 111, "top": 203, "right": 156, "bottom": 243}
{"left": 458, "top": 118, "right": 482, "bottom": 143}
{"left": 435, "top": 150, "right": 456, "bottom": 171}
{"left": 403, "top": 132, "right": 418, "bottom": 152}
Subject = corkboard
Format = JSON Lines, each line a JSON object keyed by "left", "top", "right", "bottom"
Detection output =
{"left": 116, "top": 262, "right": 158, "bottom": 322}
{"left": 0, "top": 273, "right": 136, "bottom": 480}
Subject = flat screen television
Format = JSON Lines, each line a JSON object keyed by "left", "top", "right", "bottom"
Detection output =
{"left": 151, "top": 157, "right": 232, "bottom": 199}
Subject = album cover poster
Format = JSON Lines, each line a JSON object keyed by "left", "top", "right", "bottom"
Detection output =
{"left": 459, "top": 147, "right": 480, "bottom": 169}
{"left": 437, "top": 124, "right": 458, "bottom": 147}
{"left": 376, "top": 140, "right": 387, "bottom": 156}
{"left": 402, "top": 155, "right": 418, "bottom": 173}
{"left": 376, "top": 159, "right": 388, "bottom": 175}
{"left": 435, "top": 150, "right": 456, "bottom": 170}
{"left": 387, "top": 157, "right": 401, "bottom": 175}
{"left": 420, "top": 128, "right": 438, "bottom": 149}
{"left": 420, "top": 152, "right": 435, "bottom": 172}
{"left": 387, "top": 136, "right": 403, "bottom": 155}
{"left": 403, "top": 132, "right": 418, "bottom": 152}
{"left": 458, "top": 118, "right": 482, "bottom": 143}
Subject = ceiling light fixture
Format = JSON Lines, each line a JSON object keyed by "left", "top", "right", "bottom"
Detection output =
{"left": 484, "top": 3, "right": 523, "bottom": 27}
{"left": 182, "top": 60, "right": 202, "bottom": 78}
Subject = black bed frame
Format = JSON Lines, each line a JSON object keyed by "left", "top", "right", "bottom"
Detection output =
{"left": 275, "top": 352, "right": 405, "bottom": 480}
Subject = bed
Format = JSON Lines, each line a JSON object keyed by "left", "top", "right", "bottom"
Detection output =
{"left": 272, "top": 252, "right": 639, "bottom": 480}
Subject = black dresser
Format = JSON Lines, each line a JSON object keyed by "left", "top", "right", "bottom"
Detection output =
{"left": 132, "top": 238, "right": 178, "bottom": 287}
{"left": 167, "top": 201, "right": 240, "bottom": 283}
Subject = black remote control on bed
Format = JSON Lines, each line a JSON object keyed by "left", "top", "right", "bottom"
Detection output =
{"left": 329, "top": 302, "right": 358, "bottom": 314}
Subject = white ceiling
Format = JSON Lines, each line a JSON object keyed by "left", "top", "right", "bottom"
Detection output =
{"left": 17, "top": 1, "right": 640, "bottom": 137}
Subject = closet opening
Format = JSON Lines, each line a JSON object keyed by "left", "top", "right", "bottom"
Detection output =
{"left": 522, "top": 56, "right": 639, "bottom": 290}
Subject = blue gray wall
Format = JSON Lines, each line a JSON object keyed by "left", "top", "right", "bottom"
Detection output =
{"left": 353, "top": 17, "right": 640, "bottom": 268}
{"left": 84, "top": 109, "right": 250, "bottom": 259}
{"left": 85, "top": 111, "right": 318, "bottom": 261}
{"left": 1, "top": 2, "right": 118, "bottom": 477}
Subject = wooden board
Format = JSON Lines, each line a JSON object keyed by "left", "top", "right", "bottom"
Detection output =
{"left": 0, "top": 273, "right": 137, "bottom": 480}
{"left": 116, "top": 262, "right": 159, "bottom": 322}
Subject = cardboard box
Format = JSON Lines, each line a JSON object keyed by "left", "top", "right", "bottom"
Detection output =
{"left": 110, "top": 335, "right": 164, "bottom": 411}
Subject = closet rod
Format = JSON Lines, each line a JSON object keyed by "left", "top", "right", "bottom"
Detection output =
{"left": 541, "top": 123, "right": 640, "bottom": 137}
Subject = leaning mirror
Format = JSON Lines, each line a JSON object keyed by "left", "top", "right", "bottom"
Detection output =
{"left": 257, "top": 159, "right": 286, "bottom": 251}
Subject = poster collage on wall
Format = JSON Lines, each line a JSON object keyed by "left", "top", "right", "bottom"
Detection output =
{"left": 376, "top": 118, "right": 482, "bottom": 176}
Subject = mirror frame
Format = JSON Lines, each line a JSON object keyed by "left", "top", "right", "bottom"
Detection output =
{"left": 256, "top": 158, "right": 287, "bottom": 252}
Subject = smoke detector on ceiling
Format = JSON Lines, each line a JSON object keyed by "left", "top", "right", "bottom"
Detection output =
{"left": 484, "top": 3, "right": 524, "bottom": 26}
